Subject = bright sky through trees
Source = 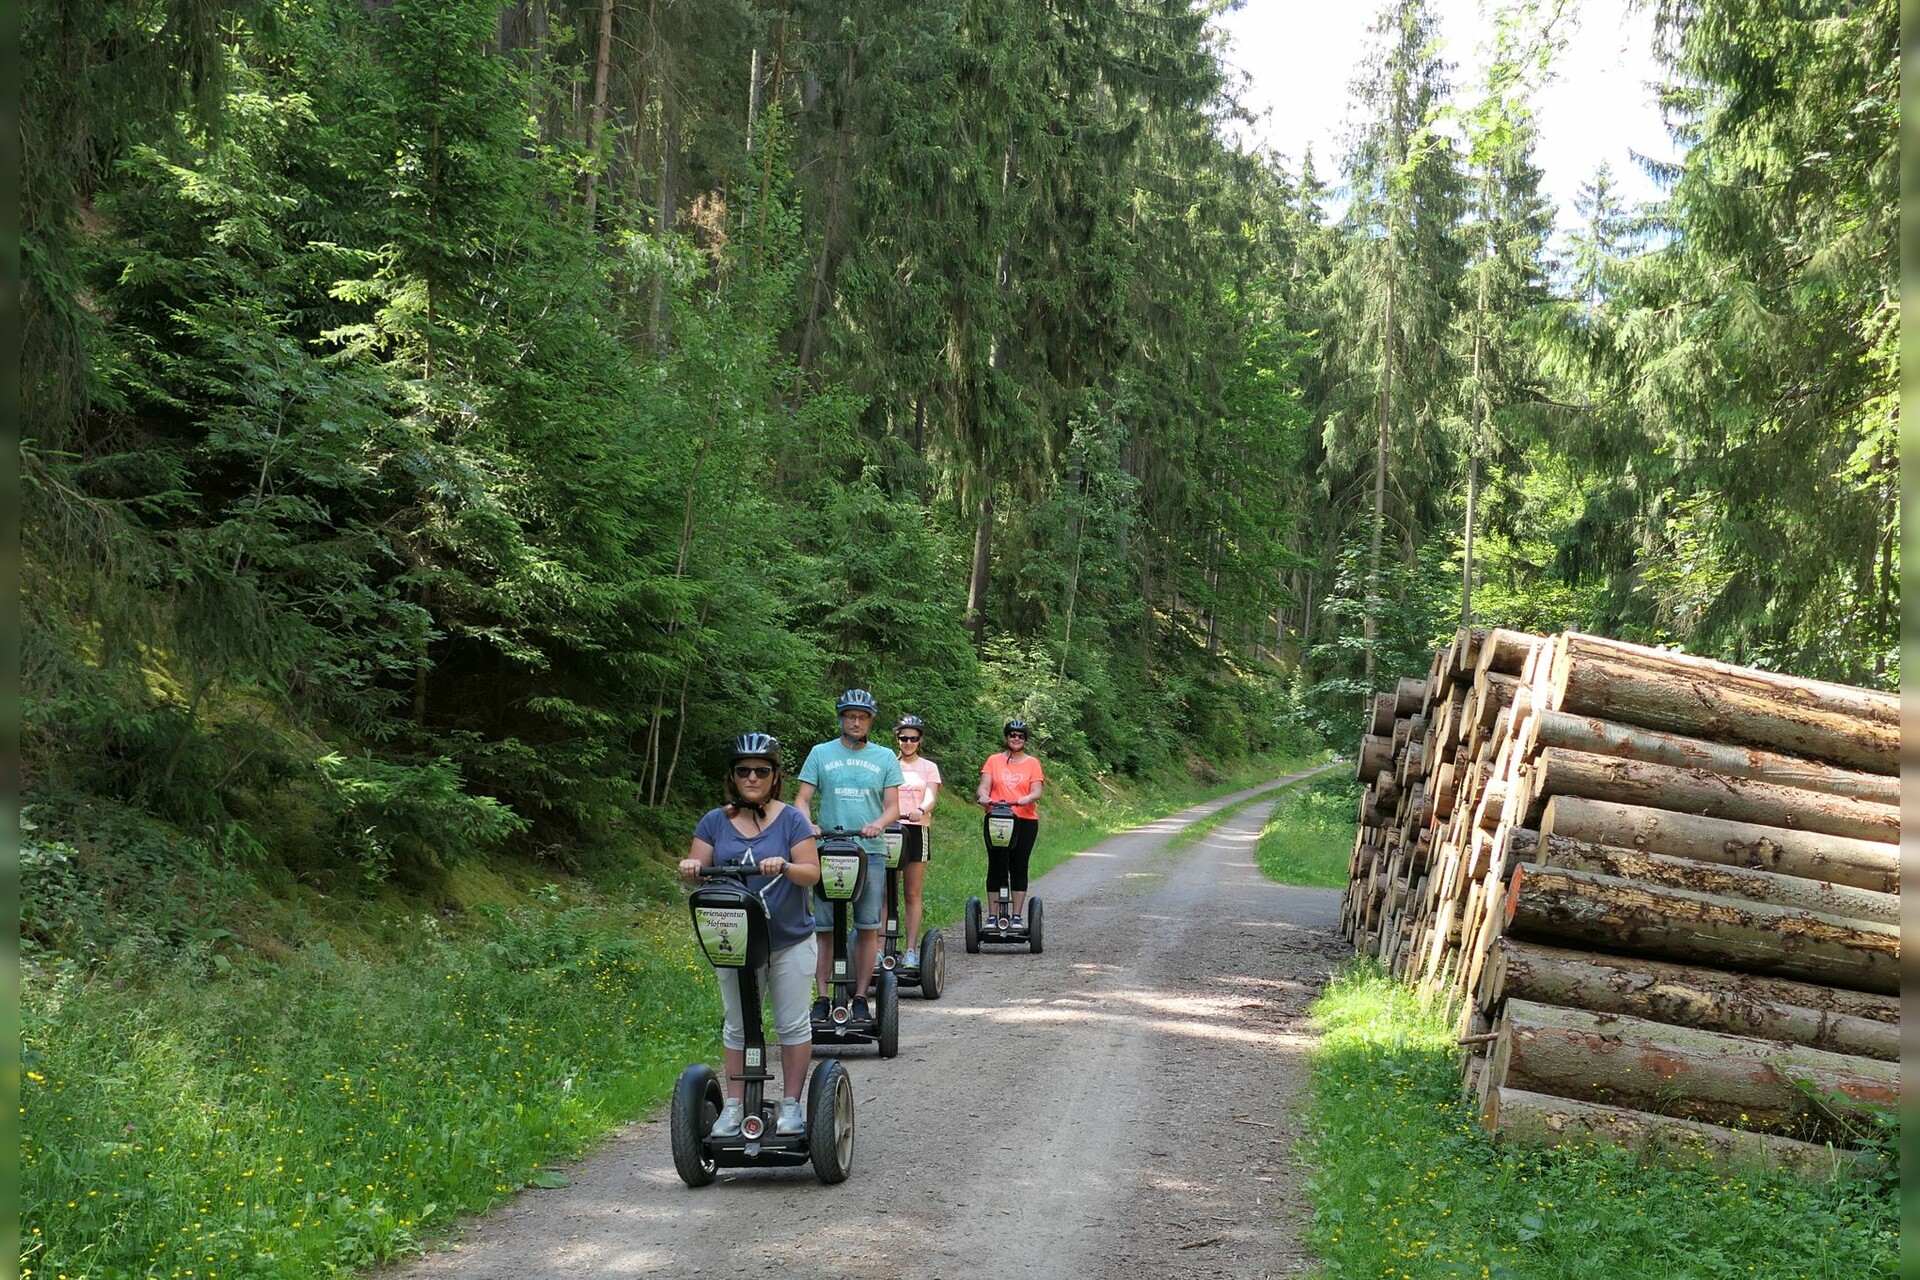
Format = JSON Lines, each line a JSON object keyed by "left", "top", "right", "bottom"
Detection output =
{"left": 1214, "top": 0, "right": 1677, "bottom": 241}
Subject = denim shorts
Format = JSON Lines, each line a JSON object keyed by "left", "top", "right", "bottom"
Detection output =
{"left": 813, "top": 850, "right": 885, "bottom": 931}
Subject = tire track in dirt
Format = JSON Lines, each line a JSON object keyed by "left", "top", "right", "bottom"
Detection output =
{"left": 388, "top": 764, "right": 1350, "bottom": 1279}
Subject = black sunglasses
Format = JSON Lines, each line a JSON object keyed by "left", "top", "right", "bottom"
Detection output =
{"left": 731, "top": 765, "right": 774, "bottom": 780}
{"left": 897, "top": 735, "right": 921, "bottom": 743}
{"left": 1005, "top": 731, "right": 1026, "bottom": 739}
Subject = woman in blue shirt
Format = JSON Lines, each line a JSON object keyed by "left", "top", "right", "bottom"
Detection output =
{"left": 677, "top": 733, "right": 822, "bottom": 1138}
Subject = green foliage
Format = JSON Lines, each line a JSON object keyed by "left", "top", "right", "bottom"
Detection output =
{"left": 1302, "top": 963, "right": 1899, "bottom": 1279}
{"left": 314, "top": 753, "right": 530, "bottom": 882}
{"left": 1533, "top": 0, "right": 1897, "bottom": 683}
{"left": 21, "top": 896, "right": 712, "bottom": 1280}
{"left": 21, "top": 805, "right": 256, "bottom": 970}
{"left": 1303, "top": 538, "right": 1456, "bottom": 736}
{"left": 1255, "top": 771, "right": 1360, "bottom": 889}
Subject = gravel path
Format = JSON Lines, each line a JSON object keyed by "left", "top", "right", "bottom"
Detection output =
{"left": 389, "top": 765, "right": 1351, "bottom": 1279}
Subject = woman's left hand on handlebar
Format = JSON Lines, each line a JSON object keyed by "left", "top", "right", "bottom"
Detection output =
{"left": 757, "top": 856, "right": 787, "bottom": 877}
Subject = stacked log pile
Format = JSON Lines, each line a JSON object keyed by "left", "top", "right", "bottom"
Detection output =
{"left": 1340, "top": 629, "right": 1899, "bottom": 1175}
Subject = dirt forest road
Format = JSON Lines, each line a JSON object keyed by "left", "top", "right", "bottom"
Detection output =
{"left": 392, "top": 765, "right": 1352, "bottom": 1280}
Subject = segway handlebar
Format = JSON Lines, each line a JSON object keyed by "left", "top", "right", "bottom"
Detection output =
{"left": 697, "top": 863, "right": 763, "bottom": 881}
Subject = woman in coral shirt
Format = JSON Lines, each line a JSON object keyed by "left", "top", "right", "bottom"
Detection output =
{"left": 975, "top": 718, "right": 1044, "bottom": 926}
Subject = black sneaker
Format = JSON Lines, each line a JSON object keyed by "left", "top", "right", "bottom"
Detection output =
{"left": 851, "top": 996, "right": 871, "bottom": 1022}
{"left": 811, "top": 997, "right": 830, "bottom": 1022}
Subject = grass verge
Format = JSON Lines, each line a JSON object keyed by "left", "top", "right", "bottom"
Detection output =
{"left": 1301, "top": 962, "right": 1898, "bottom": 1279}
{"left": 22, "top": 751, "right": 1318, "bottom": 1280}
{"left": 23, "top": 904, "right": 712, "bottom": 1280}
{"left": 1255, "top": 768, "right": 1358, "bottom": 889}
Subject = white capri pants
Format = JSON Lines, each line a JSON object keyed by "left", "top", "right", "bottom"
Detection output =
{"left": 717, "top": 934, "right": 819, "bottom": 1049}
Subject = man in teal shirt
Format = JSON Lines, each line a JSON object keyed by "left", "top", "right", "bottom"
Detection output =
{"left": 795, "top": 688, "right": 903, "bottom": 1021}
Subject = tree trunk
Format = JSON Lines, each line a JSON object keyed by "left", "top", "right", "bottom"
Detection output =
{"left": 651, "top": 87, "right": 678, "bottom": 349}
{"left": 1482, "top": 1087, "right": 1877, "bottom": 1179}
{"left": 1520, "top": 710, "right": 1898, "bottom": 805}
{"left": 526, "top": 0, "right": 552, "bottom": 140}
{"left": 1547, "top": 643, "right": 1898, "bottom": 774}
{"left": 410, "top": 580, "right": 432, "bottom": 723}
{"left": 798, "top": 44, "right": 855, "bottom": 377}
{"left": 1369, "top": 692, "right": 1396, "bottom": 737}
{"left": 1531, "top": 834, "right": 1899, "bottom": 923}
{"left": 1461, "top": 268, "right": 1487, "bottom": 625}
{"left": 1538, "top": 795, "right": 1898, "bottom": 892}
{"left": 658, "top": 597, "right": 711, "bottom": 802}
{"left": 1487, "top": 998, "right": 1897, "bottom": 1139}
{"left": 1393, "top": 677, "right": 1428, "bottom": 715}
{"left": 1300, "top": 570, "right": 1314, "bottom": 655}
{"left": 744, "top": 47, "right": 762, "bottom": 152}
{"left": 582, "top": 0, "right": 615, "bottom": 228}
{"left": 1557, "top": 632, "right": 1898, "bottom": 723}
{"left": 1471, "top": 671, "right": 1521, "bottom": 730}
{"left": 1365, "top": 233, "right": 1395, "bottom": 685}
{"left": 1520, "top": 746, "right": 1898, "bottom": 843}
{"left": 1357, "top": 733, "right": 1393, "bottom": 780}
{"left": 1503, "top": 863, "right": 1900, "bottom": 994}
{"left": 965, "top": 488, "right": 993, "bottom": 642}
{"left": 1471, "top": 628, "right": 1536, "bottom": 679}
{"left": 1203, "top": 525, "right": 1221, "bottom": 657}
{"left": 1058, "top": 464, "right": 1085, "bottom": 676}
{"left": 1483, "top": 939, "right": 1898, "bottom": 1059}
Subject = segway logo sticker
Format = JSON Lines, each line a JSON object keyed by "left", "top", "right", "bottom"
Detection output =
{"left": 819, "top": 853, "right": 862, "bottom": 900}
{"left": 987, "top": 814, "right": 1014, "bottom": 847}
{"left": 883, "top": 828, "right": 904, "bottom": 867}
{"left": 694, "top": 907, "right": 751, "bottom": 966}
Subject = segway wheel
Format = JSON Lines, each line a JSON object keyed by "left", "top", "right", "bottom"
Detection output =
{"left": 807, "top": 1059, "right": 855, "bottom": 1184}
{"left": 876, "top": 972, "right": 900, "bottom": 1058}
{"left": 964, "top": 897, "right": 982, "bottom": 954}
{"left": 670, "top": 1063, "right": 721, "bottom": 1187}
{"left": 918, "top": 928, "right": 944, "bottom": 1000}
{"left": 1027, "top": 897, "right": 1044, "bottom": 954}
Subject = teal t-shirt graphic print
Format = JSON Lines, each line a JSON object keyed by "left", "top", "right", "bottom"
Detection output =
{"left": 798, "top": 738, "right": 904, "bottom": 856}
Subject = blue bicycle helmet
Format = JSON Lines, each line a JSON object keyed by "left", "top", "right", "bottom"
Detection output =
{"left": 895, "top": 715, "right": 925, "bottom": 732}
{"left": 1003, "top": 718, "right": 1030, "bottom": 737}
{"left": 836, "top": 688, "right": 879, "bottom": 714}
{"left": 728, "top": 732, "right": 781, "bottom": 764}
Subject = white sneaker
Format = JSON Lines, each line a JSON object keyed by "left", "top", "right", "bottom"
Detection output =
{"left": 710, "top": 1099, "right": 744, "bottom": 1138}
{"left": 903, "top": 949, "right": 920, "bottom": 968}
{"left": 776, "top": 1099, "right": 806, "bottom": 1136}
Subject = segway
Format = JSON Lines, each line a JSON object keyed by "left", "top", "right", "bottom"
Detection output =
{"left": 671, "top": 863, "right": 855, "bottom": 1186}
{"left": 810, "top": 831, "right": 900, "bottom": 1057}
{"left": 878, "top": 822, "right": 946, "bottom": 999}
{"left": 964, "top": 802, "right": 1044, "bottom": 954}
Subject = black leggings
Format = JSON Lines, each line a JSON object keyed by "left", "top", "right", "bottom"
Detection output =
{"left": 983, "top": 816, "right": 1039, "bottom": 894}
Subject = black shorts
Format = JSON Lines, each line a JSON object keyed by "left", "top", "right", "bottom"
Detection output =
{"left": 899, "top": 823, "right": 930, "bottom": 864}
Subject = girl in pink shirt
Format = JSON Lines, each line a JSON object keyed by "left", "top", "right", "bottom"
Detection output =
{"left": 892, "top": 715, "right": 942, "bottom": 968}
